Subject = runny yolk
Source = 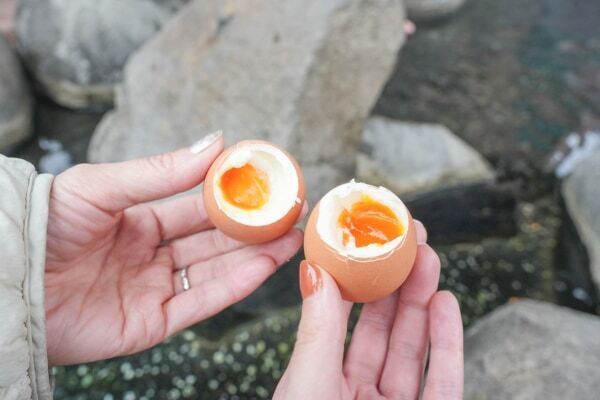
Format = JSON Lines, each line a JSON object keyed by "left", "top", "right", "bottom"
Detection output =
{"left": 338, "top": 195, "right": 403, "bottom": 248}
{"left": 220, "top": 163, "right": 270, "bottom": 210}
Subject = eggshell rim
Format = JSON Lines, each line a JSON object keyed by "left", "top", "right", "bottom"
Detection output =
{"left": 304, "top": 201, "right": 418, "bottom": 302}
{"left": 313, "top": 202, "right": 416, "bottom": 263}
{"left": 312, "top": 199, "right": 414, "bottom": 263}
{"left": 203, "top": 140, "right": 305, "bottom": 243}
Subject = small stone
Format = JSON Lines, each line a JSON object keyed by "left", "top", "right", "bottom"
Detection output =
{"left": 465, "top": 300, "right": 600, "bottom": 400}
{"left": 16, "top": 0, "right": 189, "bottom": 109}
{"left": 405, "top": 0, "right": 466, "bottom": 21}
{"left": 0, "top": 33, "right": 32, "bottom": 150}
{"left": 562, "top": 150, "right": 600, "bottom": 293}
{"left": 88, "top": 0, "right": 406, "bottom": 203}
{"left": 357, "top": 117, "right": 494, "bottom": 196}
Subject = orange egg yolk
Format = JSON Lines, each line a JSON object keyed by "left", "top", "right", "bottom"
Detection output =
{"left": 338, "top": 196, "right": 403, "bottom": 247}
{"left": 220, "top": 163, "right": 270, "bottom": 210}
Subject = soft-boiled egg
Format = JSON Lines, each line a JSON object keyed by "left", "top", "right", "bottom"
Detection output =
{"left": 203, "top": 140, "right": 305, "bottom": 244}
{"left": 304, "top": 181, "right": 418, "bottom": 303}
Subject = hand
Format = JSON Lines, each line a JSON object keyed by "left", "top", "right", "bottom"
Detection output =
{"left": 274, "top": 224, "right": 463, "bottom": 400}
{"left": 44, "top": 132, "right": 304, "bottom": 366}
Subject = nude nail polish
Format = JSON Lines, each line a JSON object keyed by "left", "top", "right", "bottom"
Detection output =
{"left": 299, "top": 260, "right": 323, "bottom": 299}
{"left": 190, "top": 130, "right": 223, "bottom": 154}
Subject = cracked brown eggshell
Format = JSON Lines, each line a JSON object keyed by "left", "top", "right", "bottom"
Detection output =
{"left": 203, "top": 140, "right": 305, "bottom": 244}
{"left": 304, "top": 193, "right": 418, "bottom": 303}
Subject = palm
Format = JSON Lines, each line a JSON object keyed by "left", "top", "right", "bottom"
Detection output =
{"left": 43, "top": 139, "right": 303, "bottom": 366}
{"left": 45, "top": 192, "right": 174, "bottom": 365}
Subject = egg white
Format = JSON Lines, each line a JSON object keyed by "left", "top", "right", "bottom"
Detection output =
{"left": 316, "top": 181, "right": 409, "bottom": 259}
{"left": 213, "top": 143, "right": 300, "bottom": 226}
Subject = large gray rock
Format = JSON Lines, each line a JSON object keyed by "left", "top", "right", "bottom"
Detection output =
{"left": 88, "top": 0, "right": 406, "bottom": 202}
{"left": 0, "top": 34, "right": 32, "bottom": 150}
{"left": 16, "top": 0, "right": 189, "bottom": 109}
{"left": 563, "top": 151, "right": 600, "bottom": 293}
{"left": 405, "top": 0, "right": 466, "bottom": 21}
{"left": 465, "top": 300, "right": 600, "bottom": 400}
{"left": 357, "top": 117, "right": 494, "bottom": 196}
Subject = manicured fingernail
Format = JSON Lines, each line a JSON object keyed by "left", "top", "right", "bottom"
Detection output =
{"left": 299, "top": 260, "right": 322, "bottom": 299}
{"left": 190, "top": 130, "right": 223, "bottom": 154}
{"left": 415, "top": 220, "right": 428, "bottom": 244}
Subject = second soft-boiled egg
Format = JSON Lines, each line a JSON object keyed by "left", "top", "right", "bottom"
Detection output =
{"left": 203, "top": 140, "right": 305, "bottom": 244}
{"left": 304, "top": 181, "right": 418, "bottom": 303}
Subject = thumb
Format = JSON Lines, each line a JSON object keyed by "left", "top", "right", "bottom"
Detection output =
{"left": 279, "top": 261, "right": 351, "bottom": 397}
{"left": 58, "top": 131, "right": 224, "bottom": 212}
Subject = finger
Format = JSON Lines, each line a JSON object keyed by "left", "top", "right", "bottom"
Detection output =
{"left": 152, "top": 196, "right": 307, "bottom": 243}
{"left": 273, "top": 262, "right": 352, "bottom": 399}
{"left": 148, "top": 194, "right": 214, "bottom": 241}
{"left": 64, "top": 131, "right": 224, "bottom": 213}
{"left": 414, "top": 219, "right": 427, "bottom": 244}
{"left": 172, "top": 229, "right": 303, "bottom": 293}
{"left": 167, "top": 199, "right": 308, "bottom": 267}
{"left": 423, "top": 291, "right": 464, "bottom": 400}
{"left": 343, "top": 292, "right": 398, "bottom": 386}
{"left": 379, "top": 245, "right": 441, "bottom": 399}
{"left": 165, "top": 255, "right": 278, "bottom": 335}
{"left": 342, "top": 219, "right": 428, "bottom": 387}
{"left": 169, "top": 229, "right": 246, "bottom": 268}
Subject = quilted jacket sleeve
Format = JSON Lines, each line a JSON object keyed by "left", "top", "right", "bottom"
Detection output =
{"left": 0, "top": 155, "right": 54, "bottom": 400}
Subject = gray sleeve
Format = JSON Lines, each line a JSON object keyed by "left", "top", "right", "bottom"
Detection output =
{"left": 0, "top": 155, "right": 54, "bottom": 400}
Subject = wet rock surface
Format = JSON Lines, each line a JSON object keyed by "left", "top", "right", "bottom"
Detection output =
{"left": 436, "top": 197, "right": 560, "bottom": 326}
{"left": 357, "top": 117, "right": 494, "bottom": 196}
{"left": 0, "top": 33, "right": 32, "bottom": 150}
{"left": 16, "top": 0, "right": 189, "bottom": 109}
{"left": 406, "top": 183, "right": 517, "bottom": 244}
{"left": 375, "top": 0, "right": 600, "bottom": 171}
{"left": 88, "top": 0, "right": 405, "bottom": 203}
{"left": 562, "top": 151, "right": 600, "bottom": 293}
{"left": 53, "top": 308, "right": 302, "bottom": 400}
{"left": 465, "top": 299, "right": 600, "bottom": 400}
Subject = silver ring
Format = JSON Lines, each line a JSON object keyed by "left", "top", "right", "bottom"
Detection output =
{"left": 180, "top": 267, "right": 191, "bottom": 291}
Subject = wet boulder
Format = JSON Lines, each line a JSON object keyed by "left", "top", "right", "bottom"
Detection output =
{"left": 562, "top": 150, "right": 600, "bottom": 294}
{"left": 88, "top": 0, "right": 406, "bottom": 203}
{"left": 465, "top": 299, "right": 600, "bottom": 400}
{"left": 16, "top": 0, "right": 189, "bottom": 109}
{"left": 357, "top": 117, "right": 494, "bottom": 197}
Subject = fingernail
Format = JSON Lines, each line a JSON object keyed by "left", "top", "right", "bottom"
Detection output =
{"left": 299, "top": 260, "right": 323, "bottom": 299}
{"left": 190, "top": 130, "right": 223, "bottom": 154}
